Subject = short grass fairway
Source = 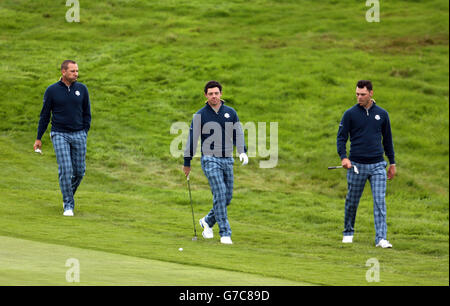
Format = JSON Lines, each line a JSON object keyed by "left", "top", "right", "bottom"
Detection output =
{"left": 0, "top": 0, "right": 448, "bottom": 286}
{"left": 0, "top": 236, "right": 305, "bottom": 286}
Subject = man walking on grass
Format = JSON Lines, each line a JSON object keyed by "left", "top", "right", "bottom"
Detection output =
{"left": 183, "top": 81, "right": 248, "bottom": 245}
{"left": 33, "top": 60, "right": 91, "bottom": 217}
{"left": 337, "top": 80, "right": 396, "bottom": 248}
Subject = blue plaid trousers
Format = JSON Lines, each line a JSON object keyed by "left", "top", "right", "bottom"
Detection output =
{"left": 51, "top": 130, "right": 87, "bottom": 211}
{"left": 201, "top": 156, "right": 234, "bottom": 237}
{"left": 343, "top": 161, "right": 388, "bottom": 244}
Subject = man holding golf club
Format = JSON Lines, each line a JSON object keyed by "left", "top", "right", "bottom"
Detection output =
{"left": 33, "top": 60, "right": 91, "bottom": 217}
{"left": 337, "top": 80, "right": 396, "bottom": 248}
{"left": 183, "top": 81, "right": 248, "bottom": 245}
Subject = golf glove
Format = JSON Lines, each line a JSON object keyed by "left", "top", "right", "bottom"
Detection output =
{"left": 239, "top": 153, "right": 248, "bottom": 165}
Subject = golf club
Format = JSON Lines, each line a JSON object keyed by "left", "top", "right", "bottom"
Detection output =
{"left": 328, "top": 165, "right": 359, "bottom": 174}
{"left": 186, "top": 175, "right": 198, "bottom": 241}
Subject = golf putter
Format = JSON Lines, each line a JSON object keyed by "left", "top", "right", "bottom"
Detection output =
{"left": 187, "top": 175, "right": 198, "bottom": 241}
{"left": 328, "top": 165, "right": 359, "bottom": 174}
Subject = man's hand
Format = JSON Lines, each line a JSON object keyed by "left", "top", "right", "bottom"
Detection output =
{"left": 239, "top": 153, "right": 248, "bottom": 165}
{"left": 183, "top": 166, "right": 191, "bottom": 178}
{"left": 387, "top": 164, "right": 396, "bottom": 180}
{"left": 34, "top": 140, "right": 42, "bottom": 151}
{"left": 341, "top": 158, "right": 352, "bottom": 169}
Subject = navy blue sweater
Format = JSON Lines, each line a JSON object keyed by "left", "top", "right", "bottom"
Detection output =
{"left": 37, "top": 80, "right": 91, "bottom": 140}
{"left": 184, "top": 101, "right": 246, "bottom": 167}
{"left": 337, "top": 102, "right": 395, "bottom": 164}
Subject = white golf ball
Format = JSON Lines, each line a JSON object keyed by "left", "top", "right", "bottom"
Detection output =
{"left": 179, "top": 248, "right": 183, "bottom": 251}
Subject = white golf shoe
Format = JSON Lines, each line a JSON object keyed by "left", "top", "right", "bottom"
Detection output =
{"left": 376, "top": 239, "right": 392, "bottom": 248}
{"left": 199, "top": 218, "right": 213, "bottom": 239}
{"left": 220, "top": 236, "right": 233, "bottom": 245}
{"left": 342, "top": 235, "right": 353, "bottom": 243}
{"left": 63, "top": 209, "right": 74, "bottom": 216}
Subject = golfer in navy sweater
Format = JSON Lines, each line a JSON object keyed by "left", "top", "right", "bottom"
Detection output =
{"left": 337, "top": 80, "right": 396, "bottom": 248}
{"left": 34, "top": 60, "right": 91, "bottom": 216}
{"left": 183, "top": 81, "right": 248, "bottom": 245}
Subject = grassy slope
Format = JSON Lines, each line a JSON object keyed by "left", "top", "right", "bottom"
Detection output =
{"left": 0, "top": 0, "right": 448, "bottom": 285}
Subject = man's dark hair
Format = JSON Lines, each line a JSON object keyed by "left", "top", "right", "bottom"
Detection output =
{"left": 204, "top": 80, "right": 222, "bottom": 94}
{"left": 356, "top": 80, "right": 373, "bottom": 91}
{"left": 61, "top": 60, "right": 77, "bottom": 71}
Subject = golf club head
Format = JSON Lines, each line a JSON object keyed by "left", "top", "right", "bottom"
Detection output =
{"left": 192, "top": 236, "right": 197, "bottom": 241}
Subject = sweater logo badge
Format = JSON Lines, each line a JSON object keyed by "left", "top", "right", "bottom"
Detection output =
{"left": 224, "top": 113, "right": 230, "bottom": 118}
{"left": 75, "top": 90, "right": 80, "bottom": 96}
{"left": 375, "top": 115, "right": 381, "bottom": 120}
